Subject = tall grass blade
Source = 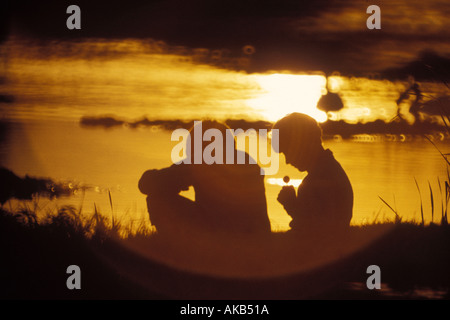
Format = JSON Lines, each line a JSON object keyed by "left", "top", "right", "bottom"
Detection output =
{"left": 428, "top": 181, "right": 434, "bottom": 223}
{"left": 94, "top": 202, "right": 99, "bottom": 225}
{"left": 378, "top": 196, "right": 400, "bottom": 222}
{"left": 447, "top": 166, "right": 450, "bottom": 185}
{"left": 78, "top": 187, "right": 86, "bottom": 216}
{"left": 424, "top": 135, "right": 450, "bottom": 166}
{"left": 108, "top": 189, "right": 115, "bottom": 230}
{"left": 415, "top": 177, "right": 424, "bottom": 226}
{"left": 438, "top": 177, "right": 444, "bottom": 223}
{"left": 445, "top": 181, "right": 450, "bottom": 225}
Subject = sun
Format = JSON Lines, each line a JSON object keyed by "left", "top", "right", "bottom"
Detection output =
{"left": 247, "top": 73, "right": 328, "bottom": 123}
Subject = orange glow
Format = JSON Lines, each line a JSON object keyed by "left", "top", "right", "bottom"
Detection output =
{"left": 266, "top": 177, "right": 302, "bottom": 188}
{"left": 247, "top": 73, "right": 328, "bottom": 123}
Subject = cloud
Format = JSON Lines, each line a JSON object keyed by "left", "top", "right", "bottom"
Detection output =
{"left": 4, "top": 0, "right": 450, "bottom": 76}
{"left": 381, "top": 50, "right": 450, "bottom": 81}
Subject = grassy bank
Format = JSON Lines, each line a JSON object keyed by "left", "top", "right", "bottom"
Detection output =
{"left": 1, "top": 204, "right": 449, "bottom": 300}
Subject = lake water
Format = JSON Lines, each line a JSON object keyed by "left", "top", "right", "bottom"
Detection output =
{"left": 1, "top": 38, "right": 449, "bottom": 231}
{"left": 1, "top": 119, "right": 448, "bottom": 232}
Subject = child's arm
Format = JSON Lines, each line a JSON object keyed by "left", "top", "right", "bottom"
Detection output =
{"left": 138, "top": 164, "right": 190, "bottom": 196}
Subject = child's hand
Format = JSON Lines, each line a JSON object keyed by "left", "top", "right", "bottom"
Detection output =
{"left": 277, "top": 185, "right": 296, "bottom": 211}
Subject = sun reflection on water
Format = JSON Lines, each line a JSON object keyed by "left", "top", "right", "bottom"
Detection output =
{"left": 247, "top": 73, "right": 328, "bottom": 123}
{"left": 266, "top": 178, "right": 302, "bottom": 188}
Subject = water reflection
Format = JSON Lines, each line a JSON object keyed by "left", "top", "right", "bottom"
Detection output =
{"left": 267, "top": 177, "right": 302, "bottom": 188}
{"left": 2, "top": 38, "right": 449, "bottom": 124}
{"left": 2, "top": 119, "right": 448, "bottom": 233}
{"left": 248, "top": 73, "right": 327, "bottom": 122}
{"left": 1, "top": 38, "right": 449, "bottom": 233}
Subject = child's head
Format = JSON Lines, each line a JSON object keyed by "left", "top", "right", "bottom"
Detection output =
{"left": 273, "top": 113, "right": 323, "bottom": 171}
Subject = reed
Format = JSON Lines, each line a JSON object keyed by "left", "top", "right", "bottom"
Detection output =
{"left": 399, "top": 83, "right": 450, "bottom": 226}
{"left": 378, "top": 195, "right": 402, "bottom": 224}
{"left": 443, "top": 180, "right": 449, "bottom": 225}
{"left": 1, "top": 191, "right": 151, "bottom": 240}
{"left": 414, "top": 177, "right": 425, "bottom": 226}
{"left": 108, "top": 189, "right": 115, "bottom": 231}
{"left": 424, "top": 134, "right": 450, "bottom": 225}
{"left": 428, "top": 181, "right": 434, "bottom": 223}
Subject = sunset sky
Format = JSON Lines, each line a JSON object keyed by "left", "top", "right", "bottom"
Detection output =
{"left": 3, "top": 0, "right": 450, "bottom": 78}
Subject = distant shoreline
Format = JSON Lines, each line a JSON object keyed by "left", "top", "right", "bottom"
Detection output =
{"left": 78, "top": 115, "right": 449, "bottom": 140}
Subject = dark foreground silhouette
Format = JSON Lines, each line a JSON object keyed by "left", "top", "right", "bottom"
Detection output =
{"left": 138, "top": 116, "right": 354, "bottom": 242}
{"left": 1, "top": 205, "right": 449, "bottom": 300}
{"left": 273, "top": 113, "right": 353, "bottom": 236}
{"left": 2, "top": 113, "right": 449, "bottom": 299}
{"left": 138, "top": 120, "right": 271, "bottom": 241}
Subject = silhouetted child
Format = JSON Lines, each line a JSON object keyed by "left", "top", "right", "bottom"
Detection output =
{"left": 138, "top": 121, "right": 271, "bottom": 240}
{"left": 273, "top": 113, "right": 353, "bottom": 235}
